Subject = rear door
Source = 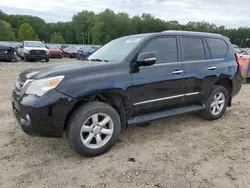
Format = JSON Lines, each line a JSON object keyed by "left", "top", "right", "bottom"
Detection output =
{"left": 180, "top": 36, "right": 210, "bottom": 104}
{"left": 181, "top": 36, "right": 229, "bottom": 105}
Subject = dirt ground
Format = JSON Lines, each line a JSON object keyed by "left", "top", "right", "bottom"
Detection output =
{"left": 0, "top": 59, "right": 250, "bottom": 188}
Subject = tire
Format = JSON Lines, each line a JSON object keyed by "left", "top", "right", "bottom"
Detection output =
{"left": 66, "top": 101, "right": 121, "bottom": 157}
{"left": 45, "top": 57, "right": 50, "bottom": 62}
{"left": 246, "top": 78, "right": 250, "bottom": 84}
{"left": 200, "top": 85, "right": 228, "bottom": 120}
{"left": 25, "top": 57, "right": 29, "bottom": 62}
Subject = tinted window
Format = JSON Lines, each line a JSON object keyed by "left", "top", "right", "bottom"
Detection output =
{"left": 141, "top": 37, "right": 178, "bottom": 63}
{"left": 182, "top": 37, "right": 205, "bottom": 61}
{"left": 206, "top": 38, "right": 228, "bottom": 58}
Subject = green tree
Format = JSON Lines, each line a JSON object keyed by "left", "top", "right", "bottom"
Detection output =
{"left": 47, "top": 22, "right": 77, "bottom": 44}
{"left": 92, "top": 22, "right": 104, "bottom": 44}
{"left": 72, "top": 10, "right": 96, "bottom": 44}
{"left": 0, "top": 20, "right": 16, "bottom": 41}
{"left": 2, "top": 9, "right": 250, "bottom": 47}
{"left": 18, "top": 22, "right": 39, "bottom": 41}
{"left": 50, "top": 32, "right": 65, "bottom": 44}
{"left": 0, "top": 10, "right": 8, "bottom": 21}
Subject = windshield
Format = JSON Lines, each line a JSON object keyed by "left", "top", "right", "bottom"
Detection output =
{"left": 24, "top": 42, "right": 45, "bottom": 48}
{"left": 87, "top": 35, "right": 145, "bottom": 61}
{"left": 66, "top": 46, "right": 77, "bottom": 50}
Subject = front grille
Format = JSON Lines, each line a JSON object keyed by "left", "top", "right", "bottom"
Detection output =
{"left": 30, "top": 50, "right": 46, "bottom": 55}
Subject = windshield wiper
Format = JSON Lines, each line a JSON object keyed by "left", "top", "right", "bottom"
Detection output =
{"left": 88, "top": 58, "right": 109, "bottom": 62}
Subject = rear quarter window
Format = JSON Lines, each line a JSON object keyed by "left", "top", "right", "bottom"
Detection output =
{"left": 206, "top": 38, "right": 228, "bottom": 59}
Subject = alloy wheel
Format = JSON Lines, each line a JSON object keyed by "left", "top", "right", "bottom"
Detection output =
{"left": 210, "top": 92, "right": 225, "bottom": 116}
{"left": 80, "top": 113, "right": 114, "bottom": 149}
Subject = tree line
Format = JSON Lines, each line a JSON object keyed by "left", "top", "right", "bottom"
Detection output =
{"left": 0, "top": 9, "right": 250, "bottom": 47}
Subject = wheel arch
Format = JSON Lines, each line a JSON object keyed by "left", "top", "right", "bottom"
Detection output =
{"left": 64, "top": 89, "right": 129, "bottom": 131}
{"left": 214, "top": 78, "right": 232, "bottom": 106}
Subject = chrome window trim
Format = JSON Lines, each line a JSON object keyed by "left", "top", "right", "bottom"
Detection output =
{"left": 133, "top": 92, "right": 200, "bottom": 106}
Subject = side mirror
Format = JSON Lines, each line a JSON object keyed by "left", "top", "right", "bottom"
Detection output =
{"left": 137, "top": 52, "right": 156, "bottom": 67}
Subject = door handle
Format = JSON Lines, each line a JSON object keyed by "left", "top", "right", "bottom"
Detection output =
{"left": 207, "top": 66, "right": 216, "bottom": 70}
{"left": 172, "top": 70, "right": 183, "bottom": 74}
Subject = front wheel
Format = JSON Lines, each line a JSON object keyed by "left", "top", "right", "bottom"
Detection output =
{"left": 200, "top": 85, "right": 228, "bottom": 120}
{"left": 66, "top": 102, "right": 121, "bottom": 157}
{"left": 45, "top": 57, "right": 50, "bottom": 62}
{"left": 24, "top": 56, "right": 29, "bottom": 62}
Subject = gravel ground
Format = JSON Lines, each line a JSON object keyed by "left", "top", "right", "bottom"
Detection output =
{"left": 0, "top": 59, "right": 250, "bottom": 188}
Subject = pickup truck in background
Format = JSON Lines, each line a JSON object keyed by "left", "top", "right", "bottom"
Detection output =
{"left": 17, "top": 41, "right": 50, "bottom": 62}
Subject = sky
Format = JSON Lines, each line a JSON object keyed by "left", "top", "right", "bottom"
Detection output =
{"left": 0, "top": 0, "right": 250, "bottom": 28}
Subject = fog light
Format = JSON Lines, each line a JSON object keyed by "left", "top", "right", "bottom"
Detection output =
{"left": 26, "top": 114, "right": 30, "bottom": 121}
{"left": 25, "top": 114, "right": 31, "bottom": 126}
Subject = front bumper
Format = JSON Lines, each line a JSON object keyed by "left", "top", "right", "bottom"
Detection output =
{"left": 11, "top": 89, "right": 76, "bottom": 138}
{"left": 25, "top": 53, "right": 49, "bottom": 60}
{"left": 0, "top": 54, "right": 13, "bottom": 61}
{"left": 49, "top": 53, "right": 62, "bottom": 58}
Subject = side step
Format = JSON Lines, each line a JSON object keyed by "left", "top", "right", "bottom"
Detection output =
{"left": 128, "top": 104, "right": 206, "bottom": 125}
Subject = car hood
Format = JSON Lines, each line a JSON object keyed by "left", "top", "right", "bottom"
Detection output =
{"left": 49, "top": 49, "right": 61, "bottom": 52}
{"left": 0, "top": 46, "right": 10, "bottom": 51}
{"left": 19, "top": 60, "right": 116, "bottom": 80}
{"left": 24, "top": 47, "right": 48, "bottom": 51}
{"left": 65, "top": 49, "right": 77, "bottom": 53}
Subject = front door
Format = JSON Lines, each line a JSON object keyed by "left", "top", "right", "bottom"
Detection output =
{"left": 130, "top": 36, "right": 185, "bottom": 116}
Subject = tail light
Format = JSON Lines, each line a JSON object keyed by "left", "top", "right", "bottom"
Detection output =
{"left": 235, "top": 53, "right": 242, "bottom": 71}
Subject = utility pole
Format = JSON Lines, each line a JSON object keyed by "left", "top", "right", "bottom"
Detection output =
{"left": 88, "top": 29, "right": 90, "bottom": 45}
{"left": 82, "top": 32, "right": 84, "bottom": 44}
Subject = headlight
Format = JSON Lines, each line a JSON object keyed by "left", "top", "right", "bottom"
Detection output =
{"left": 24, "top": 49, "right": 30, "bottom": 54}
{"left": 25, "top": 76, "right": 64, "bottom": 96}
{"left": 46, "top": 50, "right": 49, "bottom": 54}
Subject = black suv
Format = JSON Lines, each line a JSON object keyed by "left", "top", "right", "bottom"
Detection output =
{"left": 11, "top": 31, "right": 243, "bottom": 157}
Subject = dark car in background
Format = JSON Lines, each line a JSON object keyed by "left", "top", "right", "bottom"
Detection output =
{"left": 60, "top": 44, "right": 69, "bottom": 51}
{"left": 0, "top": 45, "right": 18, "bottom": 62}
{"left": 62, "top": 46, "right": 78, "bottom": 58}
{"left": 76, "top": 47, "right": 84, "bottom": 60}
{"left": 77, "top": 46, "right": 99, "bottom": 60}
{"left": 46, "top": 44, "right": 63, "bottom": 58}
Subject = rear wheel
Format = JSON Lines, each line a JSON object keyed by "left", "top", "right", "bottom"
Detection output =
{"left": 201, "top": 85, "right": 228, "bottom": 120}
{"left": 66, "top": 101, "right": 121, "bottom": 157}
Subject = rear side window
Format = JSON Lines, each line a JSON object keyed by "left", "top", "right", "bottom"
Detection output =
{"left": 206, "top": 38, "right": 228, "bottom": 58}
{"left": 141, "top": 37, "right": 178, "bottom": 63}
{"left": 181, "top": 37, "right": 205, "bottom": 61}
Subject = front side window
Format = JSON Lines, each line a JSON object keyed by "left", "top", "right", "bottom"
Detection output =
{"left": 140, "top": 37, "right": 178, "bottom": 64}
{"left": 181, "top": 37, "right": 205, "bottom": 61}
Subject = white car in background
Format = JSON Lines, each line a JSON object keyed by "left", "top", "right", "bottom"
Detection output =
{"left": 239, "top": 51, "right": 250, "bottom": 58}
{"left": 17, "top": 41, "right": 50, "bottom": 62}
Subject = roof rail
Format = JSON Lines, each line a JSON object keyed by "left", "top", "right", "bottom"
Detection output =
{"left": 162, "top": 30, "right": 222, "bottom": 36}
